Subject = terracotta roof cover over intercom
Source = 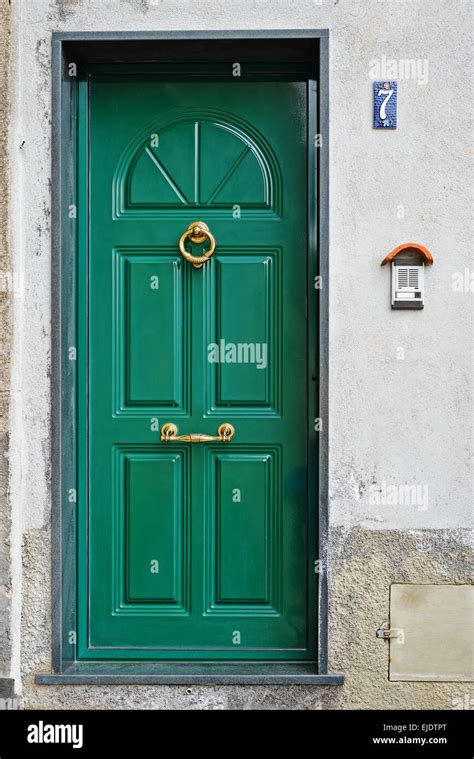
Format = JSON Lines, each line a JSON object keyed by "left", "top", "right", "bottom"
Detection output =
{"left": 381, "top": 242, "right": 434, "bottom": 266}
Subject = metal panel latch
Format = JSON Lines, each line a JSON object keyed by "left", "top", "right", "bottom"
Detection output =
{"left": 376, "top": 622, "right": 404, "bottom": 641}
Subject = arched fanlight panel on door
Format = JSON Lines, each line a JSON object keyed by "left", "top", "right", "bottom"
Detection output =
{"left": 113, "top": 108, "right": 282, "bottom": 219}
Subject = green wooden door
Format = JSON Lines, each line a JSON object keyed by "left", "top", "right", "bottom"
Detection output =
{"left": 78, "top": 73, "right": 315, "bottom": 660}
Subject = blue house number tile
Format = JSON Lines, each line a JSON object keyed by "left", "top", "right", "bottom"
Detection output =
{"left": 373, "top": 81, "right": 397, "bottom": 129}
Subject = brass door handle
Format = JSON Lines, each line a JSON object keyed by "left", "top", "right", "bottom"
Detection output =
{"left": 161, "top": 422, "right": 235, "bottom": 443}
{"left": 178, "top": 221, "right": 216, "bottom": 268}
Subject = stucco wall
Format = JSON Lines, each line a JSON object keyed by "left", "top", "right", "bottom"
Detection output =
{"left": 3, "top": 0, "right": 473, "bottom": 709}
{"left": 0, "top": 0, "right": 12, "bottom": 691}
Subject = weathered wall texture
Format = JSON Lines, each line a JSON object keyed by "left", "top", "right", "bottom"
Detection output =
{"left": 3, "top": 0, "right": 473, "bottom": 709}
{"left": 0, "top": 0, "right": 12, "bottom": 687}
{"left": 20, "top": 528, "right": 472, "bottom": 710}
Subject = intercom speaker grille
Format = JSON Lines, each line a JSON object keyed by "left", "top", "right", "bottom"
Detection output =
{"left": 397, "top": 266, "right": 420, "bottom": 289}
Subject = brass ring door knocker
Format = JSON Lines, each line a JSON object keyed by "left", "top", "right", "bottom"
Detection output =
{"left": 178, "top": 221, "right": 216, "bottom": 268}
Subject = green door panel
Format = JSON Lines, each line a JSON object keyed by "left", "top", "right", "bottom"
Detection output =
{"left": 117, "top": 252, "right": 189, "bottom": 411}
{"left": 78, "top": 74, "right": 315, "bottom": 660}
{"left": 207, "top": 451, "right": 279, "bottom": 610}
{"left": 122, "top": 450, "right": 189, "bottom": 608}
{"left": 208, "top": 254, "right": 277, "bottom": 408}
